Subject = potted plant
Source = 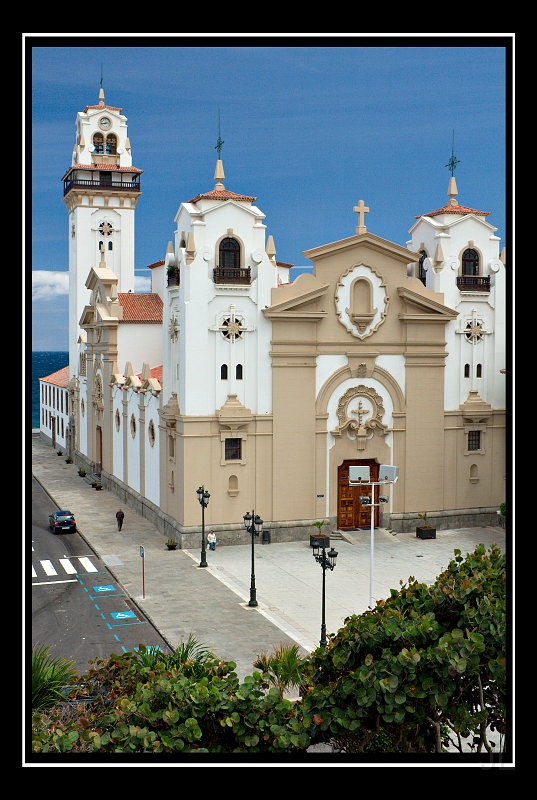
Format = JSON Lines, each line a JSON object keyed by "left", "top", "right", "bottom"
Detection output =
{"left": 310, "top": 520, "right": 330, "bottom": 548}
{"left": 92, "top": 480, "right": 102, "bottom": 491}
{"left": 416, "top": 511, "right": 436, "bottom": 540}
{"left": 78, "top": 467, "right": 86, "bottom": 477}
{"left": 166, "top": 537, "right": 177, "bottom": 550}
{"left": 65, "top": 457, "right": 72, "bottom": 464}
{"left": 57, "top": 450, "right": 63, "bottom": 456}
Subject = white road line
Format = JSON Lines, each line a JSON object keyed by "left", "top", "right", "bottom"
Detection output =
{"left": 32, "top": 565, "right": 37, "bottom": 578}
{"left": 41, "top": 560, "right": 58, "bottom": 576}
{"left": 33, "top": 579, "right": 78, "bottom": 586}
{"left": 59, "top": 558, "right": 78, "bottom": 574}
{"left": 77, "top": 557, "right": 98, "bottom": 573}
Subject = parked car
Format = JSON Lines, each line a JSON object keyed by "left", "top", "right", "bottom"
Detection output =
{"left": 48, "top": 510, "right": 77, "bottom": 534}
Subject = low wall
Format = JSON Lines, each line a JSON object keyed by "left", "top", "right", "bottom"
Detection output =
{"left": 388, "top": 507, "right": 502, "bottom": 532}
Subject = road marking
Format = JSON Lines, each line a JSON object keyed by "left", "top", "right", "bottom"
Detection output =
{"left": 41, "top": 560, "right": 58, "bottom": 576}
{"left": 77, "top": 557, "right": 98, "bottom": 573}
{"left": 32, "top": 566, "right": 37, "bottom": 578}
{"left": 59, "top": 559, "right": 78, "bottom": 574}
{"left": 33, "top": 579, "right": 78, "bottom": 586}
{"left": 111, "top": 611, "right": 137, "bottom": 620}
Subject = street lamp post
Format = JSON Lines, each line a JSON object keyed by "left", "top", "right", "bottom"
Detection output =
{"left": 311, "top": 536, "right": 338, "bottom": 648}
{"left": 349, "top": 464, "right": 399, "bottom": 608}
{"left": 243, "top": 511, "right": 263, "bottom": 606}
{"left": 196, "top": 486, "right": 210, "bottom": 567}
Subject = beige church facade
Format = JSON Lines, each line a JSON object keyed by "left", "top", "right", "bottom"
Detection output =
{"left": 40, "top": 88, "right": 506, "bottom": 546}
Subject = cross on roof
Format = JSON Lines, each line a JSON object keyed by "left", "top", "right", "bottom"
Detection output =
{"left": 353, "top": 200, "right": 370, "bottom": 234}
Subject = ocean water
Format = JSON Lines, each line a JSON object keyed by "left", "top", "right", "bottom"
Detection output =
{"left": 31, "top": 351, "right": 68, "bottom": 429}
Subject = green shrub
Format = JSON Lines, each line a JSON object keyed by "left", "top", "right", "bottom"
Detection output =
{"left": 298, "top": 543, "right": 506, "bottom": 754}
{"left": 500, "top": 502, "right": 506, "bottom": 517}
{"left": 32, "top": 644, "right": 78, "bottom": 711}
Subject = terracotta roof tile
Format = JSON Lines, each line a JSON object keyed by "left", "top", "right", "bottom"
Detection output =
{"left": 83, "top": 104, "right": 123, "bottom": 113}
{"left": 40, "top": 365, "right": 70, "bottom": 387}
{"left": 137, "top": 365, "right": 163, "bottom": 382}
{"left": 147, "top": 260, "right": 165, "bottom": 269}
{"left": 188, "top": 189, "right": 257, "bottom": 204}
{"left": 276, "top": 261, "right": 293, "bottom": 268}
{"left": 118, "top": 293, "right": 163, "bottom": 323}
{"left": 417, "top": 204, "right": 490, "bottom": 219}
{"left": 62, "top": 163, "right": 143, "bottom": 180}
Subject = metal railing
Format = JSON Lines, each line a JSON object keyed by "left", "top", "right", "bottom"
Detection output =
{"left": 457, "top": 276, "right": 490, "bottom": 292}
{"left": 63, "top": 179, "right": 141, "bottom": 196}
{"left": 213, "top": 266, "right": 251, "bottom": 285}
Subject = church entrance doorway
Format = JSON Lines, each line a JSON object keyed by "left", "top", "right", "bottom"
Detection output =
{"left": 337, "top": 459, "right": 379, "bottom": 530}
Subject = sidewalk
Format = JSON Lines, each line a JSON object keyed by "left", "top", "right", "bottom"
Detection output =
{"left": 31, "top": 434, "right": 506, "bottom": 683}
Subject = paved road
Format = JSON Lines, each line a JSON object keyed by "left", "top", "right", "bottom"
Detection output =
{"left": 31, "top": 433, "right": 506, "bottom": 684}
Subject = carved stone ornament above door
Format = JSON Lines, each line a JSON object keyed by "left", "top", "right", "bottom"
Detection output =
{"left": 335, "top": 263, "right": 388, "bottom": 339}
{"left": 330, "top": 385, "right": 388, "bottom": 450}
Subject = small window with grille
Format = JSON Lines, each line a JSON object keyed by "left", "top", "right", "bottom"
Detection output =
{"left": 225, "top": 438, "right": 242, "bottom": 460}
{"left": 468, "top": 431, "right": 481, "bottom": 451}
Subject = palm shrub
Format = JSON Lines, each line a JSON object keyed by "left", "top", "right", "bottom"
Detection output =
{"left": 253, "top": 642, "right": 306, "bottom": 701}
{"left": 32, "top": 644, "right": 78, "bottom": 711}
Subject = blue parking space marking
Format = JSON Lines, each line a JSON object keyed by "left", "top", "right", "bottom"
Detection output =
{"left": 93, "top": 585, "right": 116, "bottom": 592}
{"left": 111, "top": 611, "right": 137, "bottom": 620}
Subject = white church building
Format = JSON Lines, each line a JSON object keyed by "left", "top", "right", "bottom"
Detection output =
{"left": 39, "top": 87, "right": 506, "bottom": 546}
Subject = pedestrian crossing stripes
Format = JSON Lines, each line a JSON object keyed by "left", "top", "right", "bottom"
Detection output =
{"left": 32, "top": 556, "right": 98, "bottom": 579}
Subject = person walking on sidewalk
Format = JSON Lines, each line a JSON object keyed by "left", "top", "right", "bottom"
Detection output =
{"left": 208, "top": 530, "right": 216, "bottom": 551}
{"left": 116, "top": 509, "right": 125, "bottom": 531}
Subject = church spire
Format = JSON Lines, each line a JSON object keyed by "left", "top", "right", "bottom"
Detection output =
{"left": 99, "top": 65, "right": 105, "bottom": 105}
{"left": 214, "top": 111, "right": 225, "bottom": 190}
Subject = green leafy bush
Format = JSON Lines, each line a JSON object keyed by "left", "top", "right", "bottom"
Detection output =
{"left": 500, "top": 502, "right": 506, "bottom": 517}
{"left": 299, "top": 543, "right": 506, "bottom": 754}
{"left": 31, "top": 643, "right": 310, "bottom": 754}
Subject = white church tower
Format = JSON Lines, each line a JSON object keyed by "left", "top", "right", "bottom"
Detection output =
{"left": 62, "top": 85, "right": 142, "bottom": 377}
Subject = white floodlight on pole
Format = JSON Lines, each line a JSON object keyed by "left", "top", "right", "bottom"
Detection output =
{"left": 352, "top": 463, "right": 399, "bottom": 608}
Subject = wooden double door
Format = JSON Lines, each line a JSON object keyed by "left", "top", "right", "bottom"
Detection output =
{"left": 338, "top": 460, "right": 379, "bottom": 530}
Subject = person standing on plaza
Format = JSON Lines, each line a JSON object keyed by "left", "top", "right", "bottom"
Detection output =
{"left": 116, "top": 509, "right": 125, "bottom": 531}
{"left": 208, "top": 530, "right": 216, "bottom": 551}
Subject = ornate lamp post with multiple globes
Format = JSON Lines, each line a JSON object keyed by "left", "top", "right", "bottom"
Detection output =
{"left": 196, "top": 486, "right": 210, "bottom": 568}
{"left": 311, "top": 536, "right": 338, "bottom": 648}
{"left": 243, "top": 511, "right": 263, "bottom": 607}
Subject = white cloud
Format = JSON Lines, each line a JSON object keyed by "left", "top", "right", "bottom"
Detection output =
{"left": 32, "top": 271, "right": 69, "bottom": 301}
{"left": 32, "top": 271, "right": 151, "bottom": 300}
{"left": 134, "top": 276, "right": 151, "bottom": 292}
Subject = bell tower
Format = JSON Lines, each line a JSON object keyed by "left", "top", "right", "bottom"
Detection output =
{"left": 62, "top": 85, "right": 142, "bottom": 375}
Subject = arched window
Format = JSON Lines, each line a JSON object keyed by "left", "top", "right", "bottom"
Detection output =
{"left": 464, "top": 364, "right": 470, "bottom": 378}
{"left": 476, "top": 363, "right": 482, "bottom": 378}
{"left": 219, "top": 237, "right": 240, "bottom": 269}
{"left": 108, "top": 241, "right": 113, "bottom": 250}
{"left": 462, "top": 248, "right": 479, "bottom": 276}
{"left": 93, "top": 133, "right": 104, "bottom": 154}
{"left": 105, "top": 134, "right": 117, "bottom": 155}
{"left": 115, "top": 409, "right": 121, "bottom": 431}
{"left": 236, "top": 364, "right": 243, "bottom": 380}
{"left": 418, "top": 251, "right": 427, "bottom": 286}
{"left": 221, "top": 364, "right": 228, "bottom": 380}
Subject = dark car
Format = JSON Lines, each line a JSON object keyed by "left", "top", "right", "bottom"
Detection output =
{"left": 48, "top": 510, "right": 77, "bottom": 534}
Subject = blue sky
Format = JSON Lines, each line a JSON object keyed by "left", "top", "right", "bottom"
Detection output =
{"left": 28, "top": 35, "right": 511, "bottom": 352}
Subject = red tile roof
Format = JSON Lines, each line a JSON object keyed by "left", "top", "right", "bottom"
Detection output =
{"left": 62, "top": 163, "right": 143, "bottom": 180}
{"left": 188, "top": 189, "right": 257, "bottom": 204}
{"left": 137, "top": 365, "right": 163, "bottom": 382}
{"left": 118, "top": 293, "right": 163, "bottom": 323}
{"left": 276, "top": 261, "right": 293, "bottom": 268}
{"left": 83, "top": 104, "right": 123, "bottom": 113}
{"left": 416, "top": 204, "right": 490, "bottom": 219}
{"left": 147, "top": 260, "right": 165, "bottom": 269}
{"left": 40, "top": 365, "right": 70, "bottom": 387}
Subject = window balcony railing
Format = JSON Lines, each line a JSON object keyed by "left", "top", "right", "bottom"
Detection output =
{"left": 63, "top": 179, "right": 141, "bottom": 196}
{"left": 457, "top": 275, "right": 491, "bottom": 292}
{"left": 213, "top": 267, "right": 251, "bottom": 285}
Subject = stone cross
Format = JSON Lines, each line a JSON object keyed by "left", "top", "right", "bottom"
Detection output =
{"left": 353, "top": 200, "right": 370, "bottom": 234}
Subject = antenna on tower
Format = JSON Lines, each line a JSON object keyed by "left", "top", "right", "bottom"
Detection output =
{"left": 445, "top": 130, "right": 460, "bottom": 176}
{"left": 100, "top": 64, "right": 104, "bottom": 89}
{"left": 215, "top": 110, "right": 224, "bottom": 159}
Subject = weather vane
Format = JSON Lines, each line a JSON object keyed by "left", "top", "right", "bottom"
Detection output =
{"left": 215, "top": 110, "right": 224, "bottom": 159}
{"left": 100, "top": 64, "right": 103, "bottom": 89}
{"left": 445, "top": 130, "right": 460, "bottom": 176}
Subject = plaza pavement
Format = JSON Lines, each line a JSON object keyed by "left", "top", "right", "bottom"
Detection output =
{"left": 31, "top": 432, "right": 506, "bottom": 685}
